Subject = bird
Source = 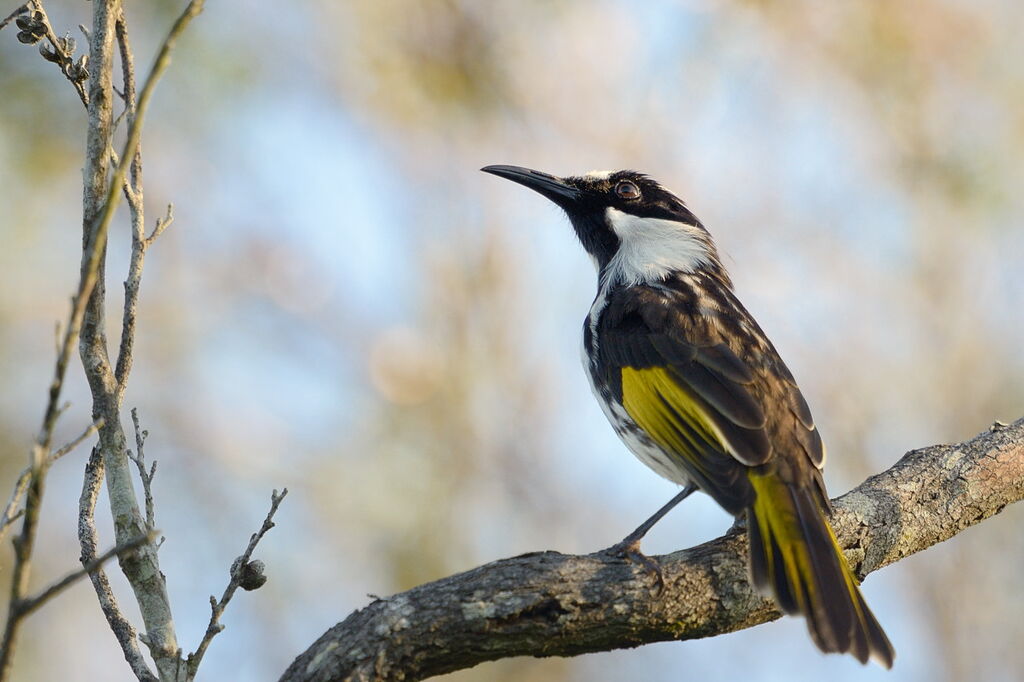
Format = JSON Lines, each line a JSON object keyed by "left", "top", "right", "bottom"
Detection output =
{"left": 481, "top": 165, "right": 895, "bottom": 668}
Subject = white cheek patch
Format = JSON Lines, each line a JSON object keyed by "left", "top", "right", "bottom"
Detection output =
{"left": 604, "top": 207, "right": 711, "bottom": 285}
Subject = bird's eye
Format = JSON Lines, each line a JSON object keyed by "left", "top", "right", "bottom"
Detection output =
{"left": 615, "top": 181, "right": 641, "bottom": 200}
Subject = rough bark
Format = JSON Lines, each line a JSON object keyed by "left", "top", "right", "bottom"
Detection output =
{"left": 282, "top": 418, "right": 1024, "bottom": 682}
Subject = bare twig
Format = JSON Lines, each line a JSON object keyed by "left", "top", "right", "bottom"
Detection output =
{"left": 0, "top": 458, "right": 46, "bottom": 679}
{"left": 10, "top": 0, "right": 142, "bottom": 243}
{"left": 0, "top": 81, "right": 122, "bottom": 659}
{"left": 1, "top": 439, "right": 79, "bottom": 677}
{"left": 18, "top": 530, "right": 157, "bottom": 620}
{"left": 146, "top": 203, "right": 174, "bottom": 247}
{"left": 128, "top": 408, "right": 157, "bottom": 531}
{"left": 187, "top": 489, "right": 288, "bottom": 679}
{"left": 0, "top": 3, "right": 28, "bottom": 32}
{"left": 0, "top": 1, "right": 202, "bottom": 679}
{"left": 281, "top": 418, "right": 1024, "bottom": 682}
{"left": 78, "top": 448, "right": 156, "bottom": 682}
{"left": 18, "top": 1, "right": 90, "bottom": 106}
{"left": 0, "top": 0, "right": 127, "bottom": 652}
{"left": 49, "top": 419, "right": 104, "bottom": 465}
{"left": 112, "top": 7, "right": 144, "bottom": 400}
{"left": 89, "top": 0, "right": 204, "bottom": 273}
{"left": 113, "top": 10, "right": 137, "bottom": 142}
{"left": 0, "top": 474, "right": 29, "bottom": 542}
{"left": 0, "top": 419, "right": 104, "bottom": 544}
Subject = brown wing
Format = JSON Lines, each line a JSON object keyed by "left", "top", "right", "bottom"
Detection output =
{"left": 596, "top": 282, "right": 824, "bottom": 512}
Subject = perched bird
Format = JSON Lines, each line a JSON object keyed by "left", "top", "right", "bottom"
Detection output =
{"left": 481, "top": 165, "right": 895, "bottom": 668}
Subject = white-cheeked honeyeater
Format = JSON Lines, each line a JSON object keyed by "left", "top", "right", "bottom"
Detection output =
{"left": 482, "top": 165, "right": 894, "bottom": 668}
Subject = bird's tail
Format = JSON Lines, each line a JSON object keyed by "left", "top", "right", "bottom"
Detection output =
{"left": 746, "top": 472, "right": 895, "bottom": 668}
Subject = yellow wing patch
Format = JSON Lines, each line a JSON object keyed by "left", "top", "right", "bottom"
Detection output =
{"left": 620, "top": 366, "right": 731, "bottom": 476}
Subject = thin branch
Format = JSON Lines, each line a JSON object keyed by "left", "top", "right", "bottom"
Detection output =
{"left": 0, "top": 419, "right": 105, "bottom": 677}
{"left": 82, "top": 0, "right": 201, "bottom": 402}
{"left": 48, "top": 419, "right": 104, "bottom": 465}
{"left": 78, "top": 448, "right": 157, "bottom": 682}
{"left": 12, "top": 1, "right": 146, "bottom": 248}
{"left": 0, "top": 419, "right": 104, "bottom": 545}
{"left": 146, "top": 203, "right": 174, "bottom": 247}
{"left": 80, "top": 457, "right": 158, "bottom": 681}
{"left": 0, "top": 474, "right": 29, "bottom": 543}
{"left": 0, "top": 510, "right": 25, "bottom": 535}
{"left": 187, "top": 489, "right": 288, "bottom": 680}
{"left": 90, "top": 0, "right": 204, "bottom": 270}
{"left": 0, "top": 0, "right": 127, "bottom": 650}
{"left": 21, "top": 1, "right": 89, "bottom": 106}
{"left": 0, "top": 3, "right": 28, "bottom": 32}
{"left": 128, "top": 408, "right": 157, "bottom": 532}
{"left": 114, "top": 10, "right": 137, "bottom": 171}
{"left": 74, "top": 3, "right": 204, "bottom": 679}
{"left": 281, "top": 418, "right": 1024, "bottom": 682}
{"left": 0, "top": 457, "right": 46, "bottom": 679}
{"left": 5, "top": 0, "right": 201, "bottom": 676}
{"left": 112, "top": 7, "right": 143, "bottom": 399}
{"left": 0, "top": 2, "right": 201, "bottom": 679}
{"left": 0, "top": 10, "right": 120, "bottom": 659}
{"left": 17, "top": 531, "right": 157, "bottom": 619}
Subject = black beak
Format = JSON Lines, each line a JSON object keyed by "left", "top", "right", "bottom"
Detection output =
{"left": 481, "top": 165, "right": 580, "bottom": 206}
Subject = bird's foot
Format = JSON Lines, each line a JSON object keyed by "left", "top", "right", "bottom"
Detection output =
{"left": 728, "top": 513, "right": 748, "bottom": 534}
{"left": 596, "top": 484, "right": 700, "bottom": 595}
{"left": 601, "top": 536, "right": 666, "bottom": 596}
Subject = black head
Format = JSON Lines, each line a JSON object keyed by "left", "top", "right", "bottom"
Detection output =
{"left": 482, "top": 165, "right": 716, "bottom": 282}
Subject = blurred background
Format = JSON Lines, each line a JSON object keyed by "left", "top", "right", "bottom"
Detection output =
{"left": 1, "top": 0, "right": 1023, "bottom": 680}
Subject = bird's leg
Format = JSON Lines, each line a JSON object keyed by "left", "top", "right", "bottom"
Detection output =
{"left": 728, "top": 511, "right": 749, "bottom": 534}
{"left": 611, "top": 484, "right": 699, "bottom": 552}
{"left": 601, "top": 484, "right": 698, "bottom": 593}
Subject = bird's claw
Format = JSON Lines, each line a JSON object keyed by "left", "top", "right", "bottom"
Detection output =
{"left": 602, "top": 538, "right": 666, "bottom": 596}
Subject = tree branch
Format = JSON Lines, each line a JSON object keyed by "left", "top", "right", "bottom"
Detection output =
{"left": 0, "top": 4, "right": 28, "bottom": 32}
{"left": 3, "top": 3, "right": 205, "bottom": 680}
{"left": 78, "top": 448, "right": 157, "bottom": 682}
{"left": 128, "top": 408, "right": 158, "bottom": 533}
{"left": 0, "top": 0, "right": 137, "bottom": 667}
{"left": 186, "top": 489, "right": 288, "bottom": 679}
{"left": 17, "top": 530, "right": 157, "bottom": 620}
{"left": 75, "top": 2, "right": 204, "bottom": 679}
{"left": 281, "top": 418, "right": 1024, "bottom": 682}
{"left": 112, "top": 8, "right": 145, "bottom": 400}
{"left": 14, "top": 1, "right": 90, "bottom": 105}
{"left": 0, "top": 420, "right": 102, "bottom": 543}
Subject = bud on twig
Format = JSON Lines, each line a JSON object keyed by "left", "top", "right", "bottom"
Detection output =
{"left": 39, "top": 42, "right": 60, "bottom": 63}
{"left": 230, "top": 556, "right": 268, "bottom": 591}
{"left": 15, "top": 11, "right": 45, "bottom": 45}
{"left": 70, "top": 55, "right": 89, "bottom": 83}
{"left": 238, "top": 560, "right": 267, "bottom": 591}
{"left": 60, "top": 34, "right": 75, "bottom": 55}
